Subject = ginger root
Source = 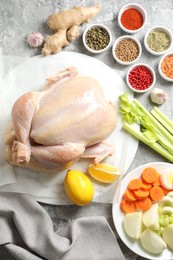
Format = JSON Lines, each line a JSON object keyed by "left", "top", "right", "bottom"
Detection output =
{"left": 42, "top": 4, "right": 101, "bottom": 56}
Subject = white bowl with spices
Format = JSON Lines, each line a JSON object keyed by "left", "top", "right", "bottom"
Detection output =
{"left": 144, "top": 26, "right": 173, "bottom": 55}
{"left": 118, "top": 3, "right": 147, "bottom": 34}
{"left": 112, "top": 35, "right": 142, "bottom": 65}
{"left": 158, "top": 53, "right": 173, "bottom": 82}
{"left": 82, "top": 24, "right": 112, "bottom": 54}
{"left": 126, "top": 63, "right": 156, "bottom": 93}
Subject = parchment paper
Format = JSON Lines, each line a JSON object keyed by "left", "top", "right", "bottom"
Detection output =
{"left": 0, "top": 51, "right": 138, "bottom": 204}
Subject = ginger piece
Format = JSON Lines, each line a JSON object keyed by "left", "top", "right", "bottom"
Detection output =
{"left": 42, "top": 30, "right": 69, "bottom": 56}
{"left": 67, "top": 25, "right": 79, "bottom": 42}
{"left": 42, "top": 4, "right": 101, "bottom": 55}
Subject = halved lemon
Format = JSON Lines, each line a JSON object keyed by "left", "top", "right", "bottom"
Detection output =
{"left": 88, "top": 163, "right": 121, "bottom": 184}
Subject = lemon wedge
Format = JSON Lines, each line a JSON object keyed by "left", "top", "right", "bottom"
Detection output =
{"left": 88, "top": 163, "right": 120, "bottom": 183}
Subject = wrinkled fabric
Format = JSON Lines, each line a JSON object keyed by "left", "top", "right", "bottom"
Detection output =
{"left": 0, "top": 192, "right": 125, "bottom": 260}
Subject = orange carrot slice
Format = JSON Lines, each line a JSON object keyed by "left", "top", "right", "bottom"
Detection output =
{"left": 124, "top": 189, "right": 137, "bottom": 202}
{"left": 141, "top": 181, "right": 152, "bottom": 191}
{"left": 120, "top": 199, "right": 136, "bottom": 213}
{"left": 142, "top": 167, "right": 158, "bottom": 183}
{"left": 128, "top": 179, "right": 142, "bottom": 190}
{"left": 134, "top": 189, "right": 149, "bottom": 200}
{"left": 135, "top": 197, "right": 152, "bottom": 211}
{"left": 150, "top": 186, "right": 164, "bottom": 201}
{"left": 152, "top": 175, "right": 161, "bottom": 187}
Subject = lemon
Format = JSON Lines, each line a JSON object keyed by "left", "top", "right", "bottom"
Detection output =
{"left": 88, "top": 163, "right": 120, "bottom": 183}
{"left": 64, "top": 170, "right": 94, "bottom": 206}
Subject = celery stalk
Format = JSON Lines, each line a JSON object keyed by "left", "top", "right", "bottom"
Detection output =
{"left": 151, "top": 106, "right": 173, "bottom": 136}
{"left": 123, "top": 122, "right": 173, "bottom": 163}
{"left": 134, "top": 99, "right": 173, "bottom": 146}
{"left": 119, "top": 93, "right": 173, "bottom": 162}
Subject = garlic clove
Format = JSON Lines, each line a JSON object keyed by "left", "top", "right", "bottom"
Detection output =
{"left": 27, "top": 32, "right": 44, "bottom": 48}
{"left": 150, "top": 87, "right": 168, "bottom": 105}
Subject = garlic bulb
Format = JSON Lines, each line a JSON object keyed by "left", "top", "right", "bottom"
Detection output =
{"left": 150, "top": 88, "right": 168, "bottom": 105}
{"left": 27, "top": 32, "right": 44, "bottom": 47}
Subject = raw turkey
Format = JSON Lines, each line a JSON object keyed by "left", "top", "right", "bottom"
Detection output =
{"left": 4, "top": 67, "right": 117, "bottom": 172}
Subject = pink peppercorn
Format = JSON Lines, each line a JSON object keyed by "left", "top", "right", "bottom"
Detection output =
{"left": 128, "top": 65, "right": 153, "bottom": 90}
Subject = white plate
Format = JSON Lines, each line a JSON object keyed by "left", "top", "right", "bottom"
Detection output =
{"left": 112, "top": 162, "right": 173, "bottom": 260}
{"left": 0, "top": 51, "right": 138, "bottom": 204}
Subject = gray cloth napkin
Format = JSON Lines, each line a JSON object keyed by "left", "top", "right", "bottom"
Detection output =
{"left": 0, "top": 192, "right": 125, "bottom": 260}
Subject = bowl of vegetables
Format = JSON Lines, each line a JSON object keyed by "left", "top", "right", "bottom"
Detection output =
{"left": 112, "top": 162, "right": 173, "bottom": 259}
{"left": 82, "top": 23, "right": 112, "bottom": 54}
{"left": 144, "top": 26, "right": 173, "bottom": 56}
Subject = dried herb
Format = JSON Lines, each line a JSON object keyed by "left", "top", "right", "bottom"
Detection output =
{"left": 85, "top": 27, "right": 110, "bottom": 50}
{"left": 147, "top": 29, "right": 170, "bottom": 52}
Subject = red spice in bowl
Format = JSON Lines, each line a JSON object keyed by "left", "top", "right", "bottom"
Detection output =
{"left": 118, "top": 4, "right": 147, "bottom": 33}
{"left": 121, "top": 8, "right": 143, "bottom": 30}
{"left": 126, "top": 64, "right": 156, "bottom": 93}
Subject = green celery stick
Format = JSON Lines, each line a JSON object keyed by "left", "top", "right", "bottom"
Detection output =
{"left": 151, "top": 107, "right": 173, "bottom": 136}
{"left": 134, "top": 99, "right": 173, "bottom": 146}
{"left": 123, "top": 122, "right": 173, "bottom": 163}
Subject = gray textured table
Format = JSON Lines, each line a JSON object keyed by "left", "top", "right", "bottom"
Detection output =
{"left": 1, "top": 0, "right": 173, "bottom": 259}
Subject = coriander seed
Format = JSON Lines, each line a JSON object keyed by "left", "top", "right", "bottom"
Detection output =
{"left": 115, "top": 38, "right": 139, "bottom": 62}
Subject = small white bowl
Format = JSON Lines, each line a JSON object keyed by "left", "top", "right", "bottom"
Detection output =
{"left": 126, "top": 63, "right": 156, "bottom": 93}
{"left": 144, "top": 26, "right": 173, "bottom": 55}
{"left": 82, "top": 23, "right": 112, "bottom": 54}
{"left": 118, "top": 3, "right": 147, "bottom": 34}
{"left": 112, "top": 35, "right": 142, "bottom": 65}
{"left": 158, "top": 53, "right": 173, "bottom": 82}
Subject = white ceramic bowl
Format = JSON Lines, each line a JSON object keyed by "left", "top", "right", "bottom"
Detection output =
{"left": 144, "top": 26, "right": 173, "bottom": 55}
{"left": 112, "top": 35, "right": 142, "bottom": 65}
{"left": 82, "top": 23, "right": 112, "bottom": 54}
{"left": 126, "top": 63, "right": 156, "bottom": 93}
{"left": 158, "top": 53, "right": 173, "bottom": 82}
{"left": 118, "top": 3, "right": 147, "bottom": 34}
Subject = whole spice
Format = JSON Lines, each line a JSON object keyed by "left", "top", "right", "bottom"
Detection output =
{"left": 147, "top": 30, "right": 170, "bottom": 52}
{"left": 128, "top": 66, "right": 153, "bottom": 91}
{"left": 115, "top": 39, "right": 139, "bottom": 62}
{"left": 161, "top": 55, "right": 173, "bottom": 79}
{"left": 121, "top": 8, "right": 143, "bottom": 30}
{"left": 85, "top": 27, "right": 110, "bottom": 50}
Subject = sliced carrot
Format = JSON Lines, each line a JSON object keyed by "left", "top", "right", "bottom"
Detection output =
{"left": 152, "top": 175, "right": 161, "bottom": 187}
{"left": 124, "top": 189, "right": 137, "bottom": 202}
{"left": 135, "top": 197, "right": 152, "bottom": 211}
{"left": 142, "top": 167, "right": 159, "bottom": 184}
{"left": 134, "top": 189, "right": 149, "bottom": 200}
{"left": 150, "top": 186, "right": 164, "bottom": 201}
{"left": 120, "top": 199, "right": 136, "bottom": 213}
{"left": 141, "top": 181, "right": 152, "bottom": 191}
{"left": 128, "top": 179, "right": 142, "bottom": 190}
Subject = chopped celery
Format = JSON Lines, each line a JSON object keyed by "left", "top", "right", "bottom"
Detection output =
{"left": 157, "top": 226, "right": 164, "bottom": 236}
{"left": 151, "top": 106, "right": 173, "bottom": 136}
{"left": 119, "top": 93, "right": 173, "bottom": 163}
{"left": 159, "top": 214, "right": 173, "bottom": 227}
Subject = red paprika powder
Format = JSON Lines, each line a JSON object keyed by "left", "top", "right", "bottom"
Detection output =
{"left": 121, "top": 8, "right": 143, "bottom": 30}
